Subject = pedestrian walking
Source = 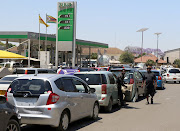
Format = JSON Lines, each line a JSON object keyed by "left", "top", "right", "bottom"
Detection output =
{"left": 142, "top": 66, "right": 157, "bottom": 105}
{"left": 117, "top": 69, "right": 127, "bottom": 106}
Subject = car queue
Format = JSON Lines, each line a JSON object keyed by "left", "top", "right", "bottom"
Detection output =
{"left": 0, "top": 65, "right": 176, "bottom": 131}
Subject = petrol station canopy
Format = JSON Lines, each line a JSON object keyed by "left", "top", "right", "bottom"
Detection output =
{"left": 0, "top": 31, "right": 108, "bottom": 48}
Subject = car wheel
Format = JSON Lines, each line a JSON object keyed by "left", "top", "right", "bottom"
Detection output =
{"left": 6, "top": 119, "right": 20, "bottom": 131}
{"left": 56, "top": 111, "right": 69, "bottom": 131}
{"left": 104, "top": 98, "right": 113, "bottom": 112}
{"left": 91, "top": 102, "right": 99, "bottom": 120}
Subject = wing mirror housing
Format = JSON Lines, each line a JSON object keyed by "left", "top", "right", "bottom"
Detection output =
{"left": 89, "top": 88, "right": 96, "bottom": 93}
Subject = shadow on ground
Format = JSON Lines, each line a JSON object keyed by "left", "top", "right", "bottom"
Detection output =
{"left": 21, "top": 117, "right": 102, "bottom": 131}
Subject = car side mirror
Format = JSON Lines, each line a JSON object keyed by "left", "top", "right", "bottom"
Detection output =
{"left": 0, "top": 96, "right": 6, "bottom": 104}
{"left": 89, "top": 88, "right": 96, "bottom": 93}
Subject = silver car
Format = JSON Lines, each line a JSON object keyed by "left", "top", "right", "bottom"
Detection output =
{"left": 74, "top": 71, "right": 120, "bottom": 112}
{"left": 7, "top": 74, "right": 99, "bottom": 131}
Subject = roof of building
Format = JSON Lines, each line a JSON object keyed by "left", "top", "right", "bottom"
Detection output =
{"left": 82, "top": 47, "right": 124, "bottom": 55}
{"left": 134, "top": 54, "right": 167, "bottom": 64}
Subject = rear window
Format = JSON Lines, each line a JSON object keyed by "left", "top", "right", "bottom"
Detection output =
{"left": 13, "top": 69, "right": 35, "bottom": 74}
{"left": 9, "top": 79, "right": 52, "bottom": 94}
{"left": 1, "top": 77, "right": 18, "bottom": 81}
{"left": 152, "top": 71, "right": 160, "bottom": 76}
{"left": 169, "top": 69, "right": 180, "bottom": 73}
{"left": 75, "top": 74, "right": 107, "bottom": 85}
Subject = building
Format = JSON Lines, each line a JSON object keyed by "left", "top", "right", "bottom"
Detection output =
{"left": 134, "top": 54, "right": 166, "bottom": 65}
{"left": 82, "top": 47, "right": 124, "bottom": 61}
{"left": 164, "top": 48, "right": 180, "bottom": 64}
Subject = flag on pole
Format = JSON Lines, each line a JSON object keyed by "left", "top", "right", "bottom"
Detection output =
{"left": 39, "top": 15, "right": 49, "bottom": 27}
{"left": 46, "top": 15, "right": 57, "bottom": 23}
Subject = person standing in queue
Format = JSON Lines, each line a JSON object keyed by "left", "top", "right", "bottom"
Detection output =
{"left": 142, "top": 66, "right": 157, "bottom": 105}
{"left": 117, "top": 69, "right": 127, "bottom": 106}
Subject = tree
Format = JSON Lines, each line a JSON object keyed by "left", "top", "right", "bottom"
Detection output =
{"left": 137, "top": 53, "right": 146, "bottom": 58}
{"left": 145, "top": 59, "right": 156, "bottom": 66}
{"left": 0, "top": 41, "right": 15, "bottom": 48}
{"left": 173, "top": 59, "right": 180, "bottom": 68}
{"left": 119, "top": 51, "right": 134, "bottom": 64}
{"left": 91, "top": 53, "right": 98, "bottom": 59}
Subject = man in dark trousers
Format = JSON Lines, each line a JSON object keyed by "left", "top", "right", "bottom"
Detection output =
{"left": 117, "top": 69, "right": 127, "bottom": 106}
{"left": 142, "top": 66, "right": 157, "bottom": 105}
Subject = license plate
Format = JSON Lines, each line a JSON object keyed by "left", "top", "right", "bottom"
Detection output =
{"left": 15, "top": 98, "right": 37, "bottom": 106}
{"left": 0, "top": 90, "right": 6, "bottom": 95}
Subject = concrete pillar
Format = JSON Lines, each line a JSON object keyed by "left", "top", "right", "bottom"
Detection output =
{"left": 18, "top": 39, "right": 22, "bottom": 55}
{"left": 80, "top": 47, "right": 82, "bottom": 67}
{"left": 42, "top": 41, "right": 45, "bottom": 51}
{"left": 30, "top": 41, "right": 33, "bottom": 58}
{"left": 6, "top": 39, "right": 8, "bottom": 49}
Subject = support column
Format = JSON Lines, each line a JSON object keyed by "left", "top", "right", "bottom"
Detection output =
{"left": 30, "top": 41, "right": 33, "bottom": 58}
{"left": 89, "top": 47, "right": 91, "bottom": 67}
{"left": 50, "top": 44, "right": 53, "bottom": 64}
{"left": 42, "top": 41, "right": 45, "bottom": 51}
{"left": 6, "top": 39, "right": 8, "bottom": 49}
{"left": 80, "top": 47, "right": 82, "bottom": 67}
{"left": 76, "top": 45, "right": 78, "bottom": 65}
{"left": 18, "top": 39, "right": 22, "bottom": 55}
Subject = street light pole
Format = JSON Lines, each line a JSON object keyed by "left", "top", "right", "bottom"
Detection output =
{"left": 137, "top": 28, "right": 148, "bottom": 62}
{"left": 155, "top": 33, "right": 162, "bottom": 67}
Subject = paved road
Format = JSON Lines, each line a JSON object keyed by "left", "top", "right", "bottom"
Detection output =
{"left": 21, "top": 83, "right": 180, "bottom": 131}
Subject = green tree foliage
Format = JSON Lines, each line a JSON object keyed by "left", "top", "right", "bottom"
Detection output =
{"left": 173, "top": 59, "right": 180, "bottom": 68}
{"left": 91, "top": 53, "right": 98, "bottom": 59}
{"left": 119, "top": 51, "right": 134, "bottom": 64}
{"left": 0, "top": 41, "right": 15, "bottom": 48}
{"left": 137, "top": 53, "right": 146, "bottom": 58}
{"left": 145, "top": 59, "right": 156, "bottom": 66}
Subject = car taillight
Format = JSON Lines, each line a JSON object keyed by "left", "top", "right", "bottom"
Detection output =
{"left": 158, "top": 76, "right": 162, "bottom": 80}
{"left": 46, "top": 93, "right": 60, "bottom": 105}
{"left": 4, "top": 92, "right": 8, "bottom": 101}
{"left": 25, "top": 70, "right": 28, "bottom": 74}
{"left": 102, "top": 84, "right": 107, "bottom": 94}
{"left": 129, "top": 78, "right": 134, "bottom": 84}
{"left": 78, "top": 70, "right": 80, "bottom": 72}
{"left": 58, "top": 69, "right": 61, "bottom": 74}
{"left": 167, "top": 74, "right": 169, "bottom": 77}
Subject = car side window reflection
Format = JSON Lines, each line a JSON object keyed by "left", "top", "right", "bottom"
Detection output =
{"left": 62, "top": 79, "right": 77, "bottom": 92}
{"left": 72, "top": 79, "right": 88, "bottom": 93}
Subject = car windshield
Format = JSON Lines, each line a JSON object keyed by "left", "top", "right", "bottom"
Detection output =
{"left": 9, "top": 79, "right": 52, "bottom": 94}
{"left": 74, "top": 74, "right": 107, "bottom": 85}
{"left": 169, "top": 69, "right": 180, "bottom": 73}
{"left": 1, "top": 77, "right": 18, "bottom": 81}
{"left": 0, "top": 81, "right": 11, "bottom": 84}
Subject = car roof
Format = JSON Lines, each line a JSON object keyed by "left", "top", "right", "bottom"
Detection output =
{"left": 2, "top": 74, "right": 24, "bottom": 77}
{"left": 110, "top": 68, "right": 136, "bottom": 71}
{"left": 75, "top": 71, "right": 110, "bottom": 74}
{"left": 16, "top": 68, "right": 53, "bottom": 70}
{"left": 14, "top": 74, "right": 74, "bottom": 80}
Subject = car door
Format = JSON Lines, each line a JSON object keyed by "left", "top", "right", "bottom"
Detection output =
{"left": 61, "top": 78, "right": 83, "bottom": 121}
{"left": 133, "top": 72, "right": 142, "bottom": 95}
{"left": 72, "top": 78, "right": 94, "bottom": 117}
{"left": 108, "top": 73, "right": 118, "bottom": 104}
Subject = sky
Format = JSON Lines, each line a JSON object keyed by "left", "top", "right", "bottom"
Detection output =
{"left": 0, "top": 0, "right": 180, "bottom": 52}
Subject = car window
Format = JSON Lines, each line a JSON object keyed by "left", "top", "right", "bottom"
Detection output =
{"left": 74, "top": 74, "right": 107, "bottom": 85}
{"left": 13, "top": 69, "right": 35, "bottom": 74}
{"left": 54, "top": 78, "right": 64, "bottom": 91}
{"left": 1, "top": 77, "right": 18, "bottom": 81}
{"left": 38, "top": 69, "right": 56, "bottom": 74}
{"left": 72, "top": 79, "right": 88, "bottom": 93}
{"left": 62, "top": 79, "right": 76, "bottom": 92}
{"left": 9, "top": 79, "right": 52, "bottom": 94}
{"left": 134, "top": 72, "right": 140, "bottom": 79}
{"left": 108, "top": 73, "right": 115, "bottom": 84}
{"left": 169, "top": 69, "right": 180, "bottom": 73}
{"left": 152, "top": 71, "right": 160, "bottom": 76}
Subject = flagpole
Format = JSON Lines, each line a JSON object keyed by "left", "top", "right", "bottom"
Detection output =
{"left": 45, "top": 13, "right": 48, "bottom": 68}
{"left": 38, "top": 14, "right": 41, "bottom": 60}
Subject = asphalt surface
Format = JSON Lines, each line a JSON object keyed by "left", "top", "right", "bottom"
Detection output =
{"left": 21, "top": 83, "right": 180, "bottom": 131}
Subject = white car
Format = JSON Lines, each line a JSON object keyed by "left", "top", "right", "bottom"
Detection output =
{"left": 0, "top": 75, "right": 24, "bottom": 95}
{"left": 163, "top": 68, "right": 180, "bottom": 83}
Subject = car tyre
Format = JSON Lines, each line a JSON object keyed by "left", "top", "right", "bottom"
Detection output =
{"left": 104, "top": 98, "right": 113, "bottom": 112}
{"left": 6, "top": 119, "right": 20, "bottom": 131}
{"left": 56, "top": 111, "right": 69, "bottom": 131}
{"left": 91, "top": 102, "right": 99, "bottom": 120}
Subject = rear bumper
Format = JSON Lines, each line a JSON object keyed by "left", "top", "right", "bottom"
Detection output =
{"left": 166, "top": 78, "right": 180, "bottom": 82}
{"left": 19, "top": 107, "right": 63, "bottom": 127}
{"left": 98, "top": 95, "right": 110, "bottom": 107}
{"left": 157, "top": 80, "right": 162, "bottom": 87}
